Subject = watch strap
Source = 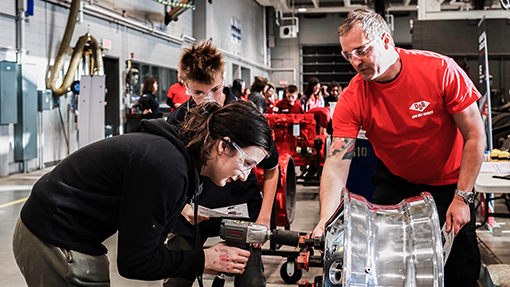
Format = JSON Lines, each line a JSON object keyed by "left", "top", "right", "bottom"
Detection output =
{"left": 454, "top": 188, "right": 474, "bottom": 204}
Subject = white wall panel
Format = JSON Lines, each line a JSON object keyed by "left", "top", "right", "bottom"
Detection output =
{"left": 0, "top": 0, "right": 15, "bottom": 15}
{"left": 193, "top": 0, "right": 269, "bottom": 86}
{"left": 0, "top": 18, "right": 16, "bottom": 51}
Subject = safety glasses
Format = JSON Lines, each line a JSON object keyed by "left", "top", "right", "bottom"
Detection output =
{"left": 341, "top": 38, "right": 378, "bottom": 62}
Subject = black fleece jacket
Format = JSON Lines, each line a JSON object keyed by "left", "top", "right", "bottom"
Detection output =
{"left": 20, "top": 119, "right": 204, "bottom": 280}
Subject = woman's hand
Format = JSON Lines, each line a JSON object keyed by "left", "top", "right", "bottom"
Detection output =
{"left": 181, "top": 204, "right": 210, "bottom": 225}
{"left": 203, "top": 242, "right": 250, "bottom": 274}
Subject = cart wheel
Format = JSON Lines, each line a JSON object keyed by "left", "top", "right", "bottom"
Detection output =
{"left": 280, "top": 261, "right": 303, "bottom": 284}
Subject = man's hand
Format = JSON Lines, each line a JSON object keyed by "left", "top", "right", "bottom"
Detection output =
{"left": 312, "top": 218, "right": 329, "bottom": 238}
{"left": 445, "top": 196, "right": 471, "bottom": 236}
{"left": 203, "top": 242, "right": 250, "bottom": 275}
{"left": 181, "top": 204, "right": 210, "bottom": 225}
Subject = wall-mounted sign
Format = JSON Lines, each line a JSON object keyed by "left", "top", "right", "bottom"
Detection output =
{"left": 231, "top": 18, "right": 241, "bottom": 44}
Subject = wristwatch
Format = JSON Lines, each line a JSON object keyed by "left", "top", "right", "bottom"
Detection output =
{"left": 454, "top": 188, "right": 474, "bottom": 204}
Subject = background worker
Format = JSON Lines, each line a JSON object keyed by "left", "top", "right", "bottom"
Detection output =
{"left": 139, "top": 77, "right": 162, "bottom": 119}
{"left": 232, "top": 78, "right": 246, "bottom": 100}
{"left": 165, "top": 40, "right": 279, "bottom": 287}
{"left": 313, "top": 9, "right": 484, "bottom": 287}
{"left": 166, "top": 75, "right": 190, "bottom": 112}
{"left": 275, "top": 84, "right": 304, "bottom": 114}
{"left": 324, "top": 81, "right": 342, "bottom": 107}
{"left": 248, "top": 76, "right": 269, "bottom": 113}
{"left": 264, "top": 82, "right": 276, "bottom": 113}
{"left": 301, "top": 77, "right": 324, "bottom": 111}
{"left": 13, "top": 100, "right": 272, "bottom": 286}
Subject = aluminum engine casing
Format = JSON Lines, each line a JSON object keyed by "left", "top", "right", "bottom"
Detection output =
{"left": 324, "top": 189, "right": 444, "bottom": 287}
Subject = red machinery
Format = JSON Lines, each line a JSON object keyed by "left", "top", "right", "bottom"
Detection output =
{"left": 267, "top": 113, "right": 326, "bottom": 173}
{"left": 252, "top": 112, "right": 330, "bottom": 283}
{"left": 255, "top": 113, "right": 327, "bottom": 228}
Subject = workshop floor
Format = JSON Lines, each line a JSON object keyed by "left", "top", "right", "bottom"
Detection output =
{"left": 0, "top": 167, "right": 508, "bottom": 287}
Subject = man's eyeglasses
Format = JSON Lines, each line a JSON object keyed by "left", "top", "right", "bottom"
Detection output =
{"left": 341, "top": 38, "right": 378, "bottom": 62}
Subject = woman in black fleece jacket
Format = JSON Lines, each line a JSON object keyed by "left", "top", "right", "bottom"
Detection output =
{"left": 12, "top": 101, "right": 272, "bottom": 286}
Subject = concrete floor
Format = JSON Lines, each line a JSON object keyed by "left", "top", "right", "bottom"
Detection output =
{"left": 0, "top": 167, "right": 509, "bottom": 286}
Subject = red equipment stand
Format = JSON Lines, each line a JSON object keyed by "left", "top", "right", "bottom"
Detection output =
{"left": 265, "top": 113, "right": 326, "bottom": 184}
{"left": 251, "top": 113, "right": 330, "bottom": 283}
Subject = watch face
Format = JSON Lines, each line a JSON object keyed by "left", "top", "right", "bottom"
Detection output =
{"left": 467, "top": 193, "right": 475, "bottom": 204}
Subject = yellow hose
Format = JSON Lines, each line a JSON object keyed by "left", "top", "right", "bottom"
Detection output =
{"left": 46, "top": 0, "right": 104, "bottom": 98}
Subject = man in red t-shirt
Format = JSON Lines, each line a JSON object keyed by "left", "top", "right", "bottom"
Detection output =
{"left": 313, "top": 9, "right": 484, "bottom": 287}
{"left": 166, "top": 75, "right": 190, "bottom": 112}
{"left": 275, "top": 84, "right": 304, "bottom": 114}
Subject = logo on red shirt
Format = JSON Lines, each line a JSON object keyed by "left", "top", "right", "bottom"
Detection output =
{"left": 409, "top": 101, "right": 430, "bottom": 112}
{"left": 410, "top": 100, "right": 434, "bottom": 119}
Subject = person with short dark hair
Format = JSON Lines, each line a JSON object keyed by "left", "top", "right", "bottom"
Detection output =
{"left": 313, "top": 9, "right": 484, "bottom": 287}
{"left": 232, "top": 79, "right": 246, "bottom": 100}
{"left": 248, "top": 76, "right": 269, "bottom": 113}
{"left": 264, "top": 83, "right": 275, "bottom": 113}
{"left": 13, "top": 100, "right": 272, "bottom": 286}
{"left": 324, "top": 81, "right": 342, "bottom": 107}
{"left": 275, "top": 84, "right": 304, "bottom": 114}
{"left": 166, "top": 74, "right": 190, "bottom": 112}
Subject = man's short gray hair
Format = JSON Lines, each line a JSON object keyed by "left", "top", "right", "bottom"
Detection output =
{"left": 337, "top": 9, "right": 394, "bottom": 46}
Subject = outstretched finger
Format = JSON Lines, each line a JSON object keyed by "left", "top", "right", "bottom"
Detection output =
{"left": 234, "top": 248, "right": 251, "bottom": 259}
{"left": 228, "top": 262, "right": 247, "bottom": 274}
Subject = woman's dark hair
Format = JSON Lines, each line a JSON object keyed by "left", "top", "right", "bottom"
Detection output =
{"left": 232, "top": 79, "right": 245, "bottom": 98}
{"left": 181, "top": 100, "right": 272, "bottom": 166}
{"left": 250, "top": 77, "right": 268, "bottom": 93}
{"left": 303, "top": 77, "right": 320, "bottom": 98}
{"left": 142, "top": 77, "right": 157, "bottom": 94}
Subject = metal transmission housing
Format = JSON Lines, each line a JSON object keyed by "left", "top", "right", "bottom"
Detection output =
{"left": 324, "top": 189, "right": 444, "bottom": 287}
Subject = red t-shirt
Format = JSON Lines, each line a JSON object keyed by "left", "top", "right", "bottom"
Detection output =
{"left": 167, "top": 82, "right": 190, "bottom": 111}
{"left": 276, "top": 98, "right": 305, "bottom": 114}
{"left": 266, "top": 99, "right": 275, "bottom": 114}
{"left": 333, "top": 48, "right": 481, "bottom": 185}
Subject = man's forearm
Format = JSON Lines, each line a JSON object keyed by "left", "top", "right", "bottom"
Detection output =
{"left": 452, "top": 103, "right": 486, "bottom": 193}
{"left": 318, "top": 137, "right": 355, "bottom": 223}
{"left": 457, "top": 137, "right": 484, "bottom": 192}
{"left": 319, "top": 158, "right": 347, "bottom": 223}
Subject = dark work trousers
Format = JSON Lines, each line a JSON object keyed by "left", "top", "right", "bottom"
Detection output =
{"left": 370, "top": 161, "right": 480, "bottom": 287}
{"left": 163, "top": 233, "right": 266, "bottom": 287}
{"left": 12, "top": 217, "right": 110, "bottom": 287}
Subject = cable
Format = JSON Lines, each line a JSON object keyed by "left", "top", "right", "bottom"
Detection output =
{"left": 194, "top": 183, "right": 204, "bottom": 287}
{"left": 57, "top": 105, "right": 70, "bottom": 155}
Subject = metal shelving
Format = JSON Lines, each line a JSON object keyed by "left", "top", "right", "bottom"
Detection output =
{"left": 301, "top": 45, "right": 356, "bottom": 88}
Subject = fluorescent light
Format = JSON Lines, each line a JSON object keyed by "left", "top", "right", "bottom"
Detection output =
{"left": 298, "top": 7, "right": 308, "bottom": 12}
